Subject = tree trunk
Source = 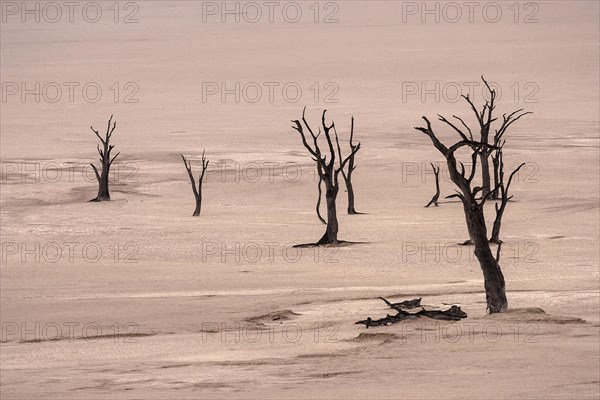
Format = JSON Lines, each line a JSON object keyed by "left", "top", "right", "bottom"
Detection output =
{"left": 181, "top": 152, "right": 209, "bottom": 217}
{"left": 316, "top": 174, "right": 326, "bottom": 224}
{"left": 318, "top": 177, "right": 339, "bottom": 244}
{"left": 91, "top": 154, "right": 113, "bottom": 202}
{"left": 193, "top": 193, "right": 202, "bottom": 216}
{"left": 479, "top": 149, "right": 491, "bottom": 198}
{"left": 95, "top": 167, "right": 111, "bottom": 201}
{"left": 490, "top": 206, "right": 503, "bottom": 243}
{"left": 463, "top": 201, "right": 507, "bottom": 313}
{"left": 491, "top": 153, "right": 500, "bottom": 200}
{"left": 345, "top": 176, "right": 356, "bottom": 214}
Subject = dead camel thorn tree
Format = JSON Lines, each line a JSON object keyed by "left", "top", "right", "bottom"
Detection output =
{"left": 489, "top": 151, "right": 525, "bottom": 244}
{"left": 425, "top": 162, "right": 441, "bottom": 207}
{"left": 491, "top": 109, "right": 531, "bottom": 200}
{"left": 336, "top": 117, "right": 361, "bottom": 214}
{"left": 181, "top": 150, "right": 209, "bottom": 216}
{"left": 89, "top": 115, "right": 120, "bottom": 202}
{"left": 315, "top": 117, "right": 362, "bottom": 220}
{"left": 415, "top": 116, "right": 512, "bottom": 313}
{"left": 291, "top": 107, "right": 361, "bottom": 245}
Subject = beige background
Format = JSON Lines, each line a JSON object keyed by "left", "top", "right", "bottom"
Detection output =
{"left": 1, "top": 1, "right": 599, "bottom": 398}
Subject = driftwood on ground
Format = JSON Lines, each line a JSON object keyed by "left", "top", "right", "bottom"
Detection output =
{"left": 356, "top": 297, "right": 467, "bottom": 328}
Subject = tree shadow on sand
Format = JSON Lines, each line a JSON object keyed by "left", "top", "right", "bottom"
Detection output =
{"left": 293, "top": 241, "right": 370, "bottom": 248}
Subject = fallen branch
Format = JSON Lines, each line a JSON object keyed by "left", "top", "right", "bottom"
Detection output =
{"left": 356, "top": 297, "right": 467, "bottom": 328}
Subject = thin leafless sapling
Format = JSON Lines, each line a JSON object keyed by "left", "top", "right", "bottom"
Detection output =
{"left": 490, "top": 109, "right": 531, "bottom": 199}
{"left": 490, "top": 151, "right": 525, "bottom": 243}
{"left": 89, "top": 115, "right": 120, "bottom": 202}
{"left": 181, "top": 150, "right": 209, "bottom": 216}
{"left": 336, "top": 117, "right": 361, "bottom": 214}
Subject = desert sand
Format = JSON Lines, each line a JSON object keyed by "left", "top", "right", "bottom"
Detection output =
{"left": 1, "top": 1, "right": 599, "bottom": 399}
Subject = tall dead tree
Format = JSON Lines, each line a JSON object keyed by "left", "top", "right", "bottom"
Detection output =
{"left": 490, "top": 152, "right": 525, "bottom": 243}
{"left": 292, "top": 108, "right": 360, "bottom": 245}
{"left": 89, "top": 115, "right": 120, "bottom": 202}
{"left": 425, "top": 162, "right": 441, "bottom": 207}
{"left": 181, "top": 150, "right": 209, "bottom": 216}
{"left": 415, "top": 116, "right": 510, "bottom": 313}
{"left": 336, "top": 117, "right": 360, "bottom": 214}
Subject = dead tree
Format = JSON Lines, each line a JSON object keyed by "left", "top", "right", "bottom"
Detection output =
{"left": 89, "top": 115, "right": 120, "bottom": 202}
{"left": 415, "top": 116, "right": 510, "bottom": 313}
{"left": 181, "top": 150, "right": 209, "bottom": 216}
{"left": 491, "top": 109, "right": 531, "bottom": 199}
{"left": 336, "top": 117, "right": 360, "bottom": 214}
{"left": 490, "top": 152, "right": 525, "bottom": 243}
{"left": 291, "top": 108, "right": 360, "bottom": 245}
{"left": 425, "top": 162, "right": 441, "bottom": 207}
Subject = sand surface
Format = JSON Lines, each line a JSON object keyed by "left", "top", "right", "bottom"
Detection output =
{"left": 1, "top": 1, "right": 599, "bottom": 398}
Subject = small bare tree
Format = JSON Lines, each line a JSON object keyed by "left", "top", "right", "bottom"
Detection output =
{"left": 181, "top": 150, "right": 209, "bottom": 216}
{"left": 490, "top": 151, "right": 525, "bottom": 243}
{"left": 336, "top": 117, "right": 361, "bottom": 214}
{"left": 89, "top": 115, "right": 120, "bottom": 202}
{"left": 491, "top": 109, "right": 531, "bottom": 199}
{"left": 425, "top": 162, "right": 441, "bottom": 207}
{"left": 415, "top": 116, "right": 510, "bottom": 313}
{"left": 291, "top": 108, "right": 360, "bottom": 245}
